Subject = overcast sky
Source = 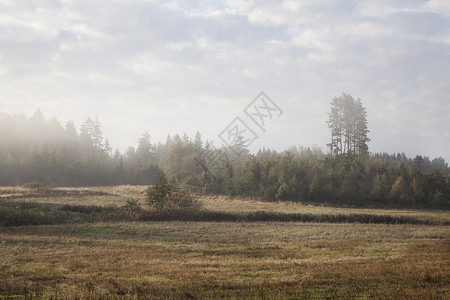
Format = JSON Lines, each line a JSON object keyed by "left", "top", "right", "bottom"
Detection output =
{"left": 1, "top": 0, "right": 449, "bottom": 161}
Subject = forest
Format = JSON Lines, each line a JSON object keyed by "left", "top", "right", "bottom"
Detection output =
{"left": 0, "top": 96, "right": 449, "bottom": 209}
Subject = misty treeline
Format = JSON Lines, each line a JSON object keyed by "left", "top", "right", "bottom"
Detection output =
{"left": 0, "top": 108, "right": 449, "bottom": 209}
{"left": 0, "top": 110, "right": 163, "bottom": 186}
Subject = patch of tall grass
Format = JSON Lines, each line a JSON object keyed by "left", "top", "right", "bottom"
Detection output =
{"left": 1, "top": 200, "right": 446, "bottom": 227}
{"left": 0, "top": 203, "right": 63, "bottom": 226}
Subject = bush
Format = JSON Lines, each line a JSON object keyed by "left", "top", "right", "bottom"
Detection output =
{"left": 146, "top": 174, "right": 202, "bottom": 211}
{"left": 146, "top": 174, "right": 173, "bottom": 210}
{"left": 121, "top": 197, "right": 141, "bottom": 216}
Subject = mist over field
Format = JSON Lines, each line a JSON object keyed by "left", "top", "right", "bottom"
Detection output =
{"left": 1, "top": 1, "right": 450, "bottom": 299}
{"left": 1, "top": 0, "right": 449, "bottom": 161}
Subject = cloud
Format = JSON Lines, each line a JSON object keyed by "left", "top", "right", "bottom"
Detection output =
{"left": 0, "top": 0, "right": 449, "bottom": 161}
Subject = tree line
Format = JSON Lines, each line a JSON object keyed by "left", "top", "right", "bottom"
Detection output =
{"left": 0, "top": 110, "right": 162, "bottom": 186}
{"left": 0, "top": 98, "right": 449, "bottom": 209}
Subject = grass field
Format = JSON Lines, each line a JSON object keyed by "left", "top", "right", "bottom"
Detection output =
{"left": 1, "top": 186, "right": 449, "bottom": 299}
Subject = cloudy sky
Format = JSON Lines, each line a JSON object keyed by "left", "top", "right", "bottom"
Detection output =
{"left": 1, "top": 0, "right": 449, "bottom": 161}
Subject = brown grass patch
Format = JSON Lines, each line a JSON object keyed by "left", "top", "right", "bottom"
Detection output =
{"left": 0, "top": 186, "right": 449, "bottom": 298}
{"left": 0, "top": 222, "right": 449, "bottom": 298}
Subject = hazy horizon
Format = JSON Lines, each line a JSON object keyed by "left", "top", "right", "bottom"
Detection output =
{"left": 1, "top": 0, "right": 449, "bottom": 161}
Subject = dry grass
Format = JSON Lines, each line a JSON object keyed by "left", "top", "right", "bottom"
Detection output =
{"left": 0, "top": 186, "right": 449, "bottom": 298}
{"left": 1, "top": 186, "right": 449, "bottom": 224}
{"left": 1, "top": 222, "right": 449, "bottom": 299}
{"left": 0, "top": 186, "right": 141, "bottom": 206}
{"left": 200, "top": 195, "right": 450, "bottom": 224}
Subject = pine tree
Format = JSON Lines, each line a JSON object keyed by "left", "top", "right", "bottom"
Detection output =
{"left": 79, "top": 116, "right": 105, "bottom": 156}
{"left": 327, "top": 93, "right": 369, "bottom": 157}
{"left": 194, "top": 131, "right": 203, "bottom": 151}
{"left": 166, "top": 136, "right": 184, "bottom": 178}
{"left": 354, "top": 99, "right": 370, "bottom": 156}
{"left": 326, "top": 97, "right": 343, "bottom": 156}
{"left": 104, "top": 138, "right": 112, "bottom": 156}
{"left": 137, "top": 131, "right": 154, "bottom": 166}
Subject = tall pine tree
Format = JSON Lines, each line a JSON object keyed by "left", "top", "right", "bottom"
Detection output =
{"left": 327, "top": 93, "right": 369, "bottom": 157}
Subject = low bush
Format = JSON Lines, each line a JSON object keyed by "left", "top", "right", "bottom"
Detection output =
{"left": 146, "top": 174, "right": 202, "bottom": 211}
{"left": 120, "top": 198, "right": 141, "bottom": 217}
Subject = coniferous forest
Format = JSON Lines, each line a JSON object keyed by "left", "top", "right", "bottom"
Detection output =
{"left": 1, "top": 97, "right": 449, "bottom": 209}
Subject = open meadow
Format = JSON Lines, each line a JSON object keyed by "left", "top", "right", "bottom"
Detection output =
{"left": 1, "top": 186, "right": 449, "bottom": 299}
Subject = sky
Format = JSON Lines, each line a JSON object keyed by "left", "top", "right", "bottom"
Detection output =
{"left": 1, "top": 0, "right": 449, "bottom": 161}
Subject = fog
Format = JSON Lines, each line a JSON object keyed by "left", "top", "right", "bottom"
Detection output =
{"left": 1, "top": 0, "right": 449, "bottom": 161}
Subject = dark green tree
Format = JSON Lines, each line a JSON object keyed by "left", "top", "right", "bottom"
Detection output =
{"left": 146, "top": 174, "right": 173, "bottom": 210}
{"left": 327, "top": 93, "right": 369, "bottom": 157}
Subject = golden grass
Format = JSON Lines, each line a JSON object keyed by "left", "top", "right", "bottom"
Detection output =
{"left": 1, "top": 222, "right": 449, "bottom": 299}
{"left": 0, "top": 186, "right": 139, "bottom": 206}
{"left": 1, "top": 186, "right": 449, "bottom": 298}
{"left": 200, "top": 195, "right": 450, "bottom": 224}
{"left": 1, "top": 186, "right": 449, "bottom": 223}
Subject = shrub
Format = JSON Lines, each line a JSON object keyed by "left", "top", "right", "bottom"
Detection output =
{"left": 121, "top": 197, "right": 141, "bottom": 216}
{"left": 146, "top": 174, "right": 173, "bottom": 210}
{"left": 146, "top": 174, "right": 202, "bottom": 211}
